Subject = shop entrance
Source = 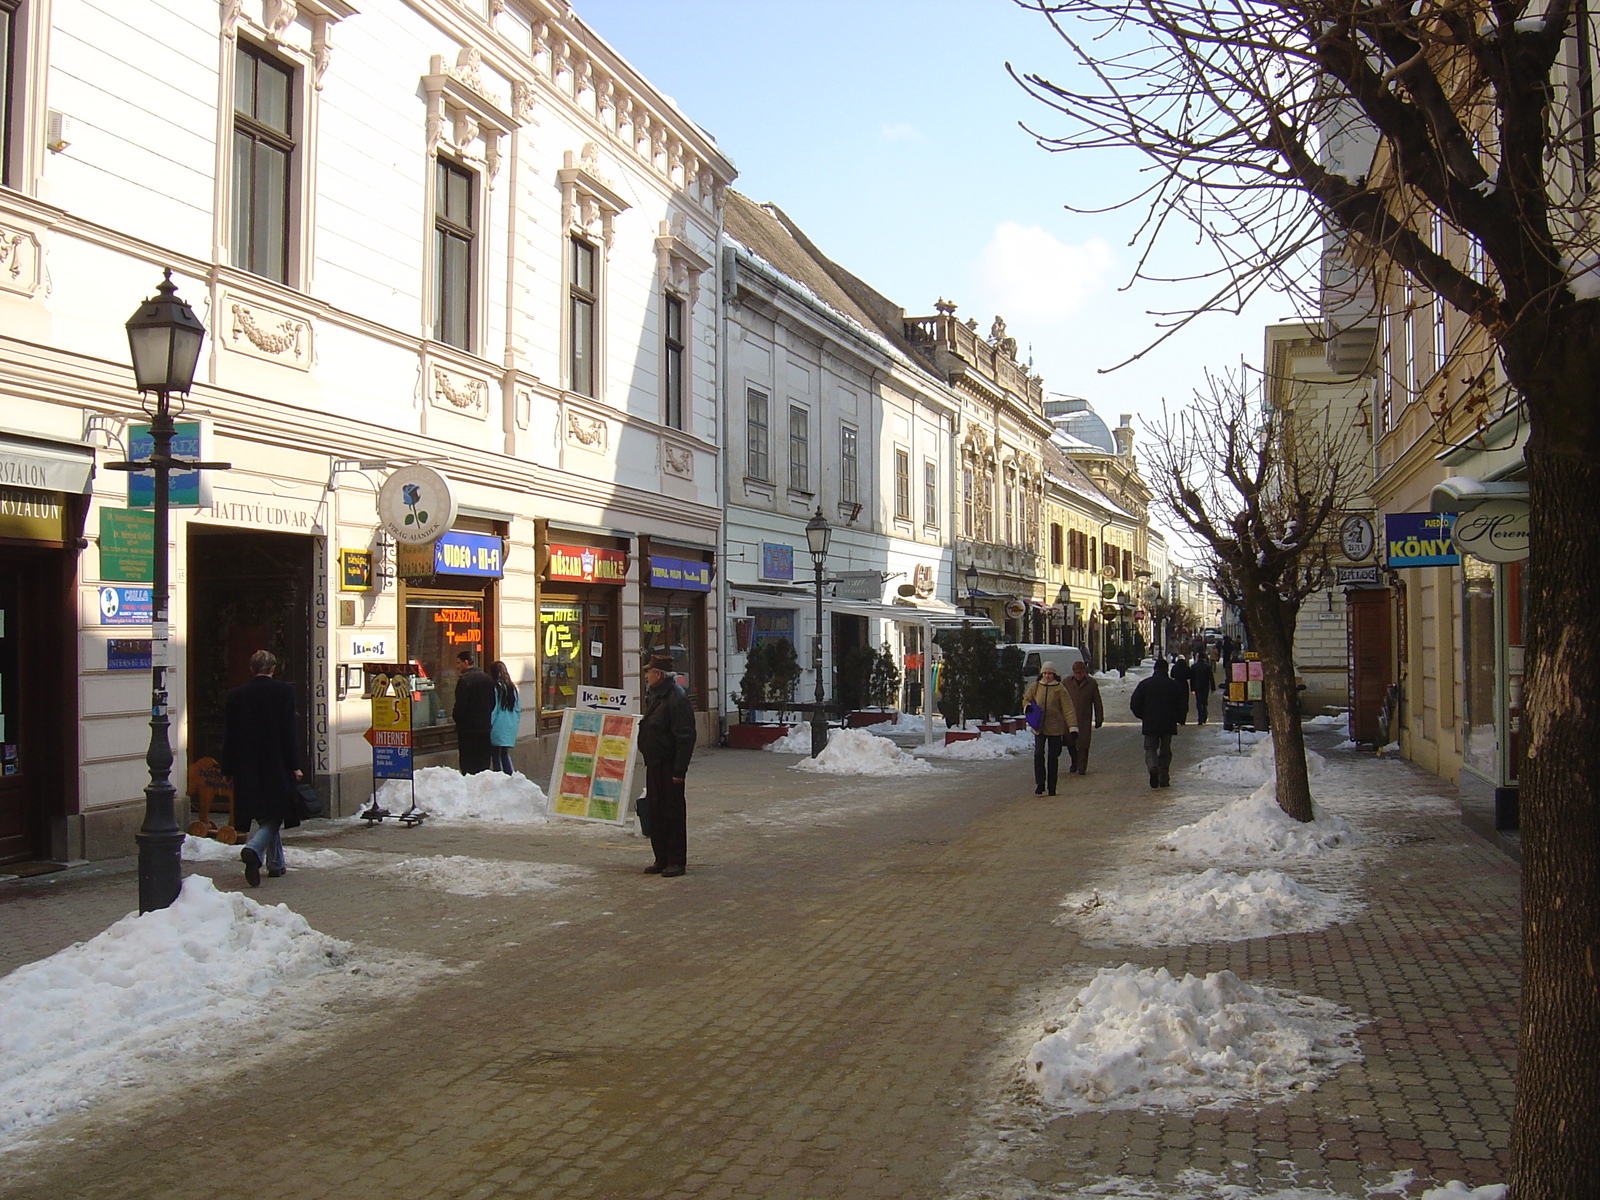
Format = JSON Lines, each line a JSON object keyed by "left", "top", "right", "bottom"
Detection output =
{"left": 0, "top": 545, "right": 75, "bottom": 864}
{"left": 1346, "top": 588, "right": 1393, "bottom": 746}
{"left": 186, "top": 528, "right": 316, "bottom": 776}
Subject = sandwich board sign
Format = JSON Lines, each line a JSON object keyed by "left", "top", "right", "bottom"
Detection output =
{"left": 548, "top": 708, "right": 640, "bottom": 826}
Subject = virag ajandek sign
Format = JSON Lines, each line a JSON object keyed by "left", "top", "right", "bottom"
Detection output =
{"left": 1384, "top": 513, "right": 1459, "bottom": 568}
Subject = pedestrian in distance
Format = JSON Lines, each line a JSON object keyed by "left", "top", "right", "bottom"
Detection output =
{"left": 1129, "top": 657, "right": 1189, "bottom": 789}
{"left": 1170, "top": 653, "right": 1192, "bottom": 724}
{"left": 1063, "top": 659, "right": 1105, "bottom": 775}
{"left": 219, "top": 649, "right": 302, "bottom": 887}
{"left": 489, "top": 660, "right": 520, "bottom": 775}
{"left": 452, "top": 649, "right": 495, "bottom": 775}
{"left": 638, "top": 652, "right": 696, "bottom": 878}
{"left": 1190, "top": 652, "right": 1216, "bottom": 724}
{"left": 1022, "top": 662, "right": 1077, "bottom": 795}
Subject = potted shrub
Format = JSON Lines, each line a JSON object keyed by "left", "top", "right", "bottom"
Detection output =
{"left": 845, "top": 643, "right": 903, "bottom": 727}
{"left": 727, "top": 638, "right": 803, "bottom": 749}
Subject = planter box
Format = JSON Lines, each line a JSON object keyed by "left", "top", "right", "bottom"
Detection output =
{"left": 944, "top": 730, "right": 980, "bottom": 745}
{"left": 847, "top": 710, "right": 896, "bottom": 728}
{"left": 727, "top": 723, "right": 792, "bottom": 750}
{"left": 977, "top": 722, "right": 1003, "bottom": 735}
{"left": 1000, "top": 719, "right": 1020, "bottom": 734}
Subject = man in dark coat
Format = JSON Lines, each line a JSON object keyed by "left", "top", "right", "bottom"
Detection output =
{"left": 1190, "top": 653, "right": 1217, "bottom": 724}
{"left": 638, "top": 652, "right": 696, "bottom": 877}
{"left": 1063, "top": 659, "right": 1104, "bottom": 775}
{"left": 1129, "top": 657, "right": 1189, "bottom": 788}
{"left": 220, "top": 650, "right": 301, "bottom": 887}
{"left": 452, "top": 649, "right": 495, "bottom": 775}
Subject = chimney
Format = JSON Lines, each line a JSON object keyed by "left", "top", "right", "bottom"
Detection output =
{"left": 1113, "top": 414, "right": 1135, "bottom": 458}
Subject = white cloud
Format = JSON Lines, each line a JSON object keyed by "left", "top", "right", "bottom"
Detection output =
{"left": 879, "top": 122, "right": 922, "bottom": 143}
{"left": 974, "top": 222, "right": 1115, "bottom": 320}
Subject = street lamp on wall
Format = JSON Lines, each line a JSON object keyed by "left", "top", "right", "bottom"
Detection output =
{"left": 962, "top": 561, "right": 979, "bottom": 614}
{"left": 805, "top": 506, "right": 832, "bottom": 757}
{"left": 108, "top": 271, "right": 229, "bottom": 913}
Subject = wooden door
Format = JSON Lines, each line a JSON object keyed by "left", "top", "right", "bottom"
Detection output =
{"left": 1347, "top": 588, "right": 1393, "bottom": 746}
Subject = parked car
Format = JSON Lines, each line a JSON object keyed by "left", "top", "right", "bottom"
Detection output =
{"left": 1004, "top": 644, "right": 1087, "bottom": 685}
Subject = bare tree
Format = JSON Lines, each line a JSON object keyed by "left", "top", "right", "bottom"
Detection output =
{"left": 1012, "top": 3, "right": 1600, "bottom": 1195}
{"left": 1147, "top": 371, "right": 1360, "bottom": 822}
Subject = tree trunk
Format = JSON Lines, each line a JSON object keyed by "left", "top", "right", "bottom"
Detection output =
{"left": 1509, "top": 429, "right": 1600, "bottom": 1199}
{"left": 1242, "top": 593, "right": 1315, "bottom": 823}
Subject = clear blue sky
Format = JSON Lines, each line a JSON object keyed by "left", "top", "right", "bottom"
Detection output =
{"left": 574, "top": 0, "right": 1293, "bottom": 445}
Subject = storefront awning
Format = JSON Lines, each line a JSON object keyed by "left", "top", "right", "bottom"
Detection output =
{"left": 0, "top": 434, "right": 96, "bottom": 493}
{"left": 1430, "top": 477, "right": 1528, "bottom": 514}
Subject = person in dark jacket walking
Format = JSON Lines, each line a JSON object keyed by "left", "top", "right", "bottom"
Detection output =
{"left": 219, "top": 650, "right": 302, "bottom": 887}
{"left": 1063, "top": 659, "right": 1104, "bottom": 775}
{"left": 638, "top": 652, "right": 696, "bottom": 877}
{"left": 1169, "top": 654, "right": 1192, "bottom": 724}
{"left": 452, "top": 650, "right": 495, "bottom": 774}
{"left": 1190, "top": 653, "right": 1216, "bottom": 724}
{"left": 1129, "top": 658, "right": 1189, "bottom": 788}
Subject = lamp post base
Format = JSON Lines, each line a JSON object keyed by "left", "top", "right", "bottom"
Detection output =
{"left": 810, "top": 716, "right": 829, "bottom": 758}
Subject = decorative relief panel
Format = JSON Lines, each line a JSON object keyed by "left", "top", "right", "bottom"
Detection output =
{"left": 0, "top": 223, "right": 43, "bottom": 298}
{"left": 223, "top": 295, "right": 312, "bottom": 369}
{"left": 430, "top": 366, "right": 488, "bottom": 418}
{"left": 424, "top": 48, "right": 519, "bottom": 184}
{"left": 565, "top": 409, "right": 609, "bottom": 453}
{"left": 662, "top": 440, "right": 694, "bottom": 481}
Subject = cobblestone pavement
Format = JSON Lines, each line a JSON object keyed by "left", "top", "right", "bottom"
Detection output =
{"left": 0, "top": 715, "right": 1519, "bottom": 1200}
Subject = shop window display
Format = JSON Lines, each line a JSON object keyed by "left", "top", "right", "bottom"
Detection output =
{"left": 541, "top": 599, "right": 611, "bottom": 714}
{"left": 405, "top": 598, "right": 484, "bottom": 729}
{"left": 642, "top": 603, "right": 697, "bottom": 699}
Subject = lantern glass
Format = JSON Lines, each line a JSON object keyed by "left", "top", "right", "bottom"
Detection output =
{"left": 805, "top": 507, "right": 831, "bottom": 560}
{"left": 125, "top": 271, "right": 206, "bottom": 394}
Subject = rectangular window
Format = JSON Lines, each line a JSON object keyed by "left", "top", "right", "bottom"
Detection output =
{"left": 747, "top": 388, "right": 770, "bottom": 481}
{"left": 923, "top": 460, "right": 938, "bottom": 527}
{"left": 1050, "top": 523, "right": 1063, "bottom": 566}
{"left": 433, "top": 160, "right": 475, "bottom": 349}
{"left": 1089, "top": 538, "right": 1097, "bottom": 575}
{"left": 569, "top": 237, "right": 598, "bottom": 395}
{"left": 663, "top": 293, "right": 685, "bottom": 429}
{"left": 0, "top": 1, "right": 17, "bottom": 189}
{"left": 789, "top": 405, "right": 809, "bottom": 492}
{"left": 840, "top": 424, "right": 859, "bottom": 505}
{"left": 1004, "top": 478, "right": 1015, "bottom": 544}
{"left": 962, "top": 466, "right": 973, "bottom": 537}
{"left": 894, "top": 449, "right": 911, "bottom": 521}
{"left": 232, "top": 42, "right": 295, "bottom": 284}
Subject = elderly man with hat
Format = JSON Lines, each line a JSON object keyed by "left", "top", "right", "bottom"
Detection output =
{"left": 638, "top": 652, "right": 697, "bottom": 877}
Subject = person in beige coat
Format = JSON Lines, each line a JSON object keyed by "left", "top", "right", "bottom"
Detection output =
{"left": 1023, "top": 662, "right": 1078, "bottom": 795}
{"left": 1063, "top": 659, "right": 1105, "bottom": 775}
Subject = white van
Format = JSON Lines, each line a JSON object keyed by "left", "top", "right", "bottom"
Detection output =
{"left": 1004, "top": 644, "right": 1087, "bottom": 684}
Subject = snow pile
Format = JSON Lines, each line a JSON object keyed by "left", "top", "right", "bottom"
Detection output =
{"left": 1419, "top": 1185, "right": 1506, "bottom": 1200}
{"left": 1025, "top": 963, "right": 1362, "bottom": 1111}
{"left": 0, "top": 876, "right": 378, "bottom": 1148}
{"left": 1195, "top": 738, "right": 1327, "bottom": 788}
{"left": 1302, "top": 712, "right": 1348, "bottom": 729}
{"left": 763, "top": 724, "right": 814, "bottom": 754}
{"left": 373, "top": 854, "right": 591, "bottom": 897}
{"left": 182, "top": 835, "right": 348, "bottom": 870}
{"left": 794, "top": 727, "right": 938, "bottom": 776}
{"left": 1163, "top": 782, "right": 1357, "bottom": 858}
{"left": 375, "top": 767, "right": 550, "bottom": 823}
{"left": 913, "top": 730, "right": 1031, "bottom": 760}
{"left": 1063, "top": 868, "right": 1358, "bottom": 946}
{"left": 852, "top": 711, "right": 901, "bottom": 734}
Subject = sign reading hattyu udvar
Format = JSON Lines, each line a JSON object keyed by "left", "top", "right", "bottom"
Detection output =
{"left": 546, "top": 543, "right": 626, "bottom": 584}
{"left": 1383, "top": 513, "right": 1460, "bottom": 568}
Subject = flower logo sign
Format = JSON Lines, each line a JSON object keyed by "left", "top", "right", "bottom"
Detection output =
{"left": 377, "top": 466, "right": 456, "bottom": 545}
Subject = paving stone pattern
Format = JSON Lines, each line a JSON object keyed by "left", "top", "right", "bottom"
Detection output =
{"left": 0, "top": 721, "right": 1519, "bottom": 1200}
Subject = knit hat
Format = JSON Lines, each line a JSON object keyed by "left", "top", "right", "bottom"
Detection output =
{"left": 1039, "top": 661, "right": 1058, "bottom": 677}
{"left": 647, "top": 653, "right": 674, "bottom": 672}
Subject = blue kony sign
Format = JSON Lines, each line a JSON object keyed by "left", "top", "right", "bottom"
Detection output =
{"left": 1384, "top": 512, "right": 1460, "bottom": 567}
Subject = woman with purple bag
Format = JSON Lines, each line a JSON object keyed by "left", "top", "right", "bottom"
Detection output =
{"left": 1022, "top": 662, "right": 1078, "bottom": 795}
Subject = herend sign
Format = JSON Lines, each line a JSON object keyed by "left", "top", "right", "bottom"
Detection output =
{"left": 376, "top": 466, "right": 456, "bottom": 545}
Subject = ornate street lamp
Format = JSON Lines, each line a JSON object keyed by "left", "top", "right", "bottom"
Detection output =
{"left": 108, "top": 271, "right": 229, "bottom": 913}
{"left": 805, "top": 506, "right": 832, "bottom": 757}
{"left": 963, "top": 561, "right": 979, "bottom": 614}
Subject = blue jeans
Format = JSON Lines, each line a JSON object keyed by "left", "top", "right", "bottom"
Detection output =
{"left": 490, "top": 745, "right": 514, "bottom": 775}
{"left": 244, "top": 819, "right": 284, "bottom": 873}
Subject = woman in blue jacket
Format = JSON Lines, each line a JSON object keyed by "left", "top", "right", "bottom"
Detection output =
{"left": 489, "top": 661, "right": 521, "bottom": 775}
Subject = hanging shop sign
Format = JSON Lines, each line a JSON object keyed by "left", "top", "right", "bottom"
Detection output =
{"left": 129, "top": 421, "right": 208, "bottom": 508}
{"left": 1004, "top": 600, "right": 1026, "bottom": 619}
{"left": 1340, "top": 514, "right": 1376, "bottom": 562}
{"left": 548, "top": 708, "right": 641, "bottom": 825}
{"left": 0, "top": 487, "right": 66, "bottom": 541}
{"left": 648, "top": 555, "right": 711, "bottom": 592}
{"left": 434, "top": 531, "right": 504, "bottom": 578}
{"left": 376, "top": 465, "right": 456, "bottom": 545}
{"left": 1450, "top": 500, "right": 1529, "bottom": 564}
{"left": 339, "top": 549, "right": 374, "bottom": 591}
{"left": 99, "top": 508, "right": 154, "bottom": 581}
{"left": 1336, "top": 565, "right": 1382, "bottom": 588}
{"left": 1383, "top": 512, "right": 1459, "bottom": 567}
{"left": 1101, "top": 582, "right": 1117, "bottom": 600}
{"left": 913, "top": 563, "right": 936, "bottom": 598}
{"left": 760, "top": 542, "right": 794, "bottom": 582}
{"left": 546, "top": 543, "right": 626, "bottom": 584}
